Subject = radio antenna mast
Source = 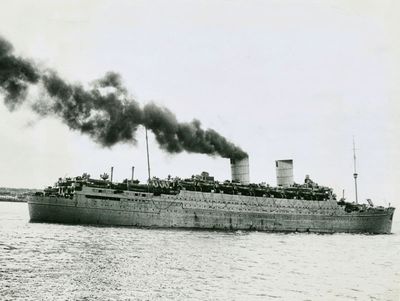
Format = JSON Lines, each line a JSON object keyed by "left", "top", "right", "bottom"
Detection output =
{"left": 352, "top": 136, "right": 358, "bottom": 204}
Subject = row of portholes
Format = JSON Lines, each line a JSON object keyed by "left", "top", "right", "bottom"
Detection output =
{"left": 180, "top": 206, "right": 335, "bottom": 216}
{"left": 127, "top": 199, "right": 149, "bottom": 203}
{"left": 160, "top": 209, "right": 334, "bottom": 218}
{"left": 119, "top": 197, "right": 334, "bottom": 215}
{"left": 165, "top": 195, "right": 328, "bottom": 209}
{"left": 130, "top": 206, "right": 156, "bottom": 211}
{"left": 121, "top": 200, "right": 333, "bottom": 216}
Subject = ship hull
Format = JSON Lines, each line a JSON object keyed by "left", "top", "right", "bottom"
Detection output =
{"left": 28, "top": 189, "right": 395, "bottom": 234}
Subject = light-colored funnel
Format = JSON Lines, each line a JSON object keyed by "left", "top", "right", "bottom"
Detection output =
{"left": 276, "top": 159, "right": 294, "bottom": 187}
{"left": 230, "top": 156, "right": 250, "bottom": 184}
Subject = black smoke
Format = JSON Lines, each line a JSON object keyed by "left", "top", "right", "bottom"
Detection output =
{"left": 0, "top": 36, "right": 247, "bottom": 160}
{"left": 143, "top": 103, "right": 247, "bottom": 159}
{"left": 38, "top": 71, "right": 143, "bottom": 147}
{"left": 0, "top": 37, "right": 40, "bottom": 110}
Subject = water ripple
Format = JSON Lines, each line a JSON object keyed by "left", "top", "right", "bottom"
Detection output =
{"left": 0, "top": 202, "right": 399, "bottom": 300}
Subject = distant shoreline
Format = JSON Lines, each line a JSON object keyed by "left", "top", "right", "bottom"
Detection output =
{"left": 0, "top": 187, "right": 40, "bottom": 204}
{"left": 0, "top": 199, "right": 26, "bottom": 203}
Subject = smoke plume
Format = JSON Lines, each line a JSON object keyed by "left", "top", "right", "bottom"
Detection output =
{"left": 0, "top": 37, "right": 40, "bottom": 110}
{"left": 0, "top": 36, "right": 247, "bottom": 160}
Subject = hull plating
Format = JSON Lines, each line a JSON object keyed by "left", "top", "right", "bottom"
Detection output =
{"left": 28, "top": 190, "right": 394, "bottom": 234}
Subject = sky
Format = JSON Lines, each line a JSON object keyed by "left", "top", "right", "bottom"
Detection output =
{"left": 0, "top": 0, "right": 399, "bottom": 207}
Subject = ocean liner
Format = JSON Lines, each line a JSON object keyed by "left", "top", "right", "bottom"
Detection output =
{"left": 28, "top": 158, "right": 395, "bottom": 234}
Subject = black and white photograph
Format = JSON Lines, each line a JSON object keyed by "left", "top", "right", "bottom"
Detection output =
{"left": 0, "top": 1, "right": 399, "bottom": 300}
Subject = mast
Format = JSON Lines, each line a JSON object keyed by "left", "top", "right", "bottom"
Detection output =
{"left": 145, "top": 127, "right": 151, "bottom": 182}
{"left": 352, "top": 137, "right": 358, "bottom": 204}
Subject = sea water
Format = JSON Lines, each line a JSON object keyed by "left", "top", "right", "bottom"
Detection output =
{"left": 0, "top": 202, "right": 399, "bottom": 300}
